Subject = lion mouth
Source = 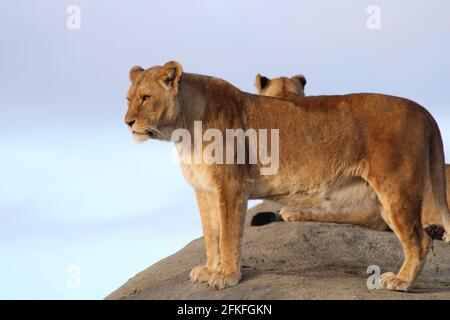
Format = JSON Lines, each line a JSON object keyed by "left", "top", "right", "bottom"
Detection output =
{"left": 131, "top": 129, "right": 159, "bottom": 142}
{"left": 131, "top": 126, "right": 163, "bottom": 142}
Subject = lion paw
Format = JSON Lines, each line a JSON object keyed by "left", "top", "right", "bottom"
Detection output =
{"left": 279, "top": 208, "right": 302, "bottom": 222}
{"left": 208, "top": 271, "right": 241, "bottom": 290}
{"left": 443, "top": 232, "right": 450, "bottom": 244}
{"left": 380, "top": 272, "right": 412, "bottom": 292}
{"left": 189, "top": 265, "right": 212, "bottom": 283}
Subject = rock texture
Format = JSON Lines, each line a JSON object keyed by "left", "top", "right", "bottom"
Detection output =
{"left": 107, "top": 203, "right": 450, "bottom": 300}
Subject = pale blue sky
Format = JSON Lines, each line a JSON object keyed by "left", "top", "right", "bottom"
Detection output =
{"left": 0, "top": 1, "right": 449, "bottom": 299}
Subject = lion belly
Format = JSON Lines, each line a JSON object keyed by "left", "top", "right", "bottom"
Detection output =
{"left": 260, "top": 176, "right": 380, "bottom": 216}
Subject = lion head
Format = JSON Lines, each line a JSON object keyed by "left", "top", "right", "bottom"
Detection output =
{"left": 254, "top": 74, "right": 306, "bottom": 98}
{"left": 124, "top": 61, "right": 183, "bottom": 142}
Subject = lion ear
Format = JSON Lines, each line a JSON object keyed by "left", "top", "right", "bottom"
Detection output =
{"left": 291, "top": 74, "right": 307, "bottom": 89}
{"left": 159, "top": 61, "right": 183, "bottom": 91}
{"left": 255, "top": 74, "right": 270, "bottom": 92}
{"left": 129, "top": 66, "right": 144, "bottom": 82}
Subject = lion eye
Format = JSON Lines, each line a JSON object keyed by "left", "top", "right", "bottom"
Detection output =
{"left": 142, "top": 95, "right": 151, "bottom": 102}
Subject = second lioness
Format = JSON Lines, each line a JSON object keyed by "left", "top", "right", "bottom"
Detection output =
{"left": 255, "top": 73, "right": 450, "bottom": 239}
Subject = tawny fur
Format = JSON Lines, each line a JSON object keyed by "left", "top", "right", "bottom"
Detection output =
{"left": 255, "top": 74, "right": 450, "bottom": 240}
{"left": 125, "top": 61, "right": 450, "bottom": 292}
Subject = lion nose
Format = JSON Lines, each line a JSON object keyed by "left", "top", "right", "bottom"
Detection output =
{"left": 126, "top": 120, "right": 135, "bottom": 127}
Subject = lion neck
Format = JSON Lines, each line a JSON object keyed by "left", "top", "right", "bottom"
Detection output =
{"left": 174, "top": 73, "right": 243, "bottom": 133}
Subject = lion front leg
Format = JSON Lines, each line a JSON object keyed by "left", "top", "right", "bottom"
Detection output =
{"left": 208, "top": 184, "right": 248, "bottom": 290}
{"left": 279, "top": 205, "right": 390, "bottom": 231}
{"left": 279, "top": 206, "right": 308, "bottom": 222}
{"left": 190, "top": 190, "right": 221, "bottom": 283}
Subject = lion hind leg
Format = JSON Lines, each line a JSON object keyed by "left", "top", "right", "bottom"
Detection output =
{"left": 379, "top": 196, "right": 429, "bottom": 292}
{"left": 369, "top": 173, "right": 429, "bottom": 291}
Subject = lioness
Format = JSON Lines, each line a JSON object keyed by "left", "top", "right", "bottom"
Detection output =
{"left": 255, "top": 74, "right": 450, "bottom": 240}
{"left": 255, "top": 73, "right": 306, "bottom": 98}
{"left": 125, "top": 61, "right": 450, "bottom": 292}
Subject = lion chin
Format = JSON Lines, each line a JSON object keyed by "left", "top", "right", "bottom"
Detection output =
{"left": 132, "top": 133, "right": 151, "bottom": 143}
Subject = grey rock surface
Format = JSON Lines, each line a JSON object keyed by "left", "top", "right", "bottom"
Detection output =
{"left": 107, "top": 206, "right": 450, "bottom": 300}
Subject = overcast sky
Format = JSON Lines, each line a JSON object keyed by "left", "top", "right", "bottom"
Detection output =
{"left": 1, "top": 0, "right": 449, "bottom": 299}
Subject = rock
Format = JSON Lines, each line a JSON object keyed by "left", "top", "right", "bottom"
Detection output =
{"left": 245, "top": 200, "right": 282, "bottom": 226}
{"left": 107, "top": 218, "right": 450, "bottom": 300}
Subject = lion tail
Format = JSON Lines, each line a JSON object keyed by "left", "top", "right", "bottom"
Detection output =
{"left": 428, "top": 116, "right": 450, "bottom": 235}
